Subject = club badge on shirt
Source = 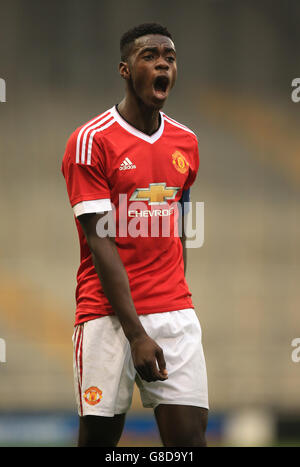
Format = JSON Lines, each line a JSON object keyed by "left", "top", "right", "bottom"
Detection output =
{"left": 172, "top": 151, "right": 189, "bottom": 174}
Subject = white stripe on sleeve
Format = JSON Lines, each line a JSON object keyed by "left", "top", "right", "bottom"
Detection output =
{"left": 73, "top": 199, "right": 112, "bottom": 217}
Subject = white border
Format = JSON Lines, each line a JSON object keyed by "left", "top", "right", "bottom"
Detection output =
{"left": 111, "top": 106, "right": 164, "bottom": 144}
{"left": 73, "top": 199, "right": 112, "bottom": 217}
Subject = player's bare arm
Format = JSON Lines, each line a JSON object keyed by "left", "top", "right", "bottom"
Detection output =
{"left": 78, "top": 211, "right": 168, "bottom": 383}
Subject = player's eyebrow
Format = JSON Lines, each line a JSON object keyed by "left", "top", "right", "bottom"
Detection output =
{"left": 138, "top": 46, "right": 176, "bottom": 56}
{"left": 164, "top": 47, "right": 176, "bottom": 55}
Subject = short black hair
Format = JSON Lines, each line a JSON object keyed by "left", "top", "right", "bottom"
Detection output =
{"left": 120, "top": 23, "right": 173, "bottom": 61}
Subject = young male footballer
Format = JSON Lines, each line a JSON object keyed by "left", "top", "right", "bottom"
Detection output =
{"left": 62, "top": 23, "right": 209, "bottom": 447}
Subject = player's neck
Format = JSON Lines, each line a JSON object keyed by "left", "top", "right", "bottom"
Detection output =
{"left": 117, "top": 96, "right": 161, "bottom": 136}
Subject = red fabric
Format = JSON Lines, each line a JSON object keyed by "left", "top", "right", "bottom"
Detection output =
{"left": 62, "top": 108, "right": 200, "bottom": 325}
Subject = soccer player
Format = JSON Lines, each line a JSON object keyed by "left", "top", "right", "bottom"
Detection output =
{"left": 62, "top": 23, "right": 208, "bottom": 447}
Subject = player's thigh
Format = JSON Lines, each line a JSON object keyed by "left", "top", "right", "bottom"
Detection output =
{"left": 73, "top": 317, "right": 134, "bottom": 418}
{"left": 137, "top": 309, "right": 209, "bottom": 411}
{"left": 78, "top": 413, "right": 126, "bottom": 447}
{"left": 154, "top": 404, "right": 208, "bottom": 447}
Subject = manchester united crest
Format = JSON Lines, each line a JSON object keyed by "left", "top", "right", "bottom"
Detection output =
{"left": 83, "top": 386, "right": 103, "bottom": 405}
{"left": 172, "top": 151, "right": 189, "bottom": 174}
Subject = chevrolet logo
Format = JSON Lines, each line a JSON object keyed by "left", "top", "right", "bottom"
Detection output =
{"left": 130, "top": 183, "right": 180, "bottom": 205}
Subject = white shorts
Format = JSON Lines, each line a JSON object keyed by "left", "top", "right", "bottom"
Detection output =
{"left": 72, "top": 308, "right": 209, "bottom": 417}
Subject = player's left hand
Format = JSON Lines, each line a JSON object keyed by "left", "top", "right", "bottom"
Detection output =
{"left": 130, "top": 334, "right": 168, "bottom": 382}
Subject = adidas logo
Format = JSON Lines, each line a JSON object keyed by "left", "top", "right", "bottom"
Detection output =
{"left": 119, "top": 158, "right": 136, "bottom": 170}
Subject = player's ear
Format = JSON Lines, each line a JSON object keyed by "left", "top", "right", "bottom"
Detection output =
{"left": 119, "top": 61, "right": 130, "bottom": 80}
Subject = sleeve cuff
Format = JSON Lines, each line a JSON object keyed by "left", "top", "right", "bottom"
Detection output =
{"left": 73, "top": 198, "right": 112, "bottom": 217}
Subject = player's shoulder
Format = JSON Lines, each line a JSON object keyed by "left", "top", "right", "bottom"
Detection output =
{"left": 64, "top": 106, "right": 116, "bottom": 164}
{"left": 162, "top": 112, "right": 198, "bottom": 143}
{"left": 67, "top": 106, "right": 116, "bottom": 147}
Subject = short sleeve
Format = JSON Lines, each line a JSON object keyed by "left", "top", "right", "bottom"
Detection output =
{"left": 61, "top": 131, "right": 112, "bottom": 217}
{"left": 183, "top": 136, "right": 200, "bottom": 191}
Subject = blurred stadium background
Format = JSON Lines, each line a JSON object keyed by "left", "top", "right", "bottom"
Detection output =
{"left": 0, "top": 0, "right": 300, "bottom": 446}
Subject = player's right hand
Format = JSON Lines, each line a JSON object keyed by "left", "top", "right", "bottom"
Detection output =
{"left": 130, "top": 334, "right": 168, "bottom": 382}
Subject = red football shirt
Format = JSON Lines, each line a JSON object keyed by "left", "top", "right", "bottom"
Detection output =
{"left": 62, "top": 106, "right": 200, "bottom": 325}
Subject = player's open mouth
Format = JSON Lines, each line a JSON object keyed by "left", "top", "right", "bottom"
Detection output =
{"left": 153, "top": 75, "right": 170, "bottom": 98}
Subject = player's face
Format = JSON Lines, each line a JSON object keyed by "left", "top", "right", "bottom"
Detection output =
{"left": 124, "top": 34, "right": 177, "bottom": 109}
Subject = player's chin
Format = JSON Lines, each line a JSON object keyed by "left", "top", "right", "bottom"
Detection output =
{"left": 149, "top": 89, "right": 170, "bottom": 109}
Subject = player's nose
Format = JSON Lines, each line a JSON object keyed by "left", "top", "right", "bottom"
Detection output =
{"left": 155, "top": 57, "right": 169, "bottom": 70}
